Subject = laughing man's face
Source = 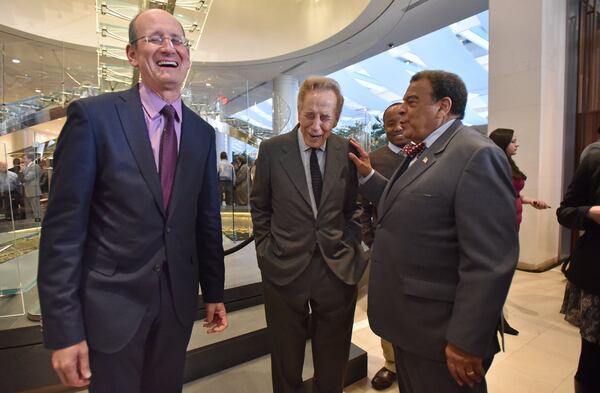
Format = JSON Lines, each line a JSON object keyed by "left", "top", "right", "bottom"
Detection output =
{"left": 298, "top": 90, "right": 338, "bottom": 149}
{"left": 126, "top": 9, "right": 190, "bottom": 97}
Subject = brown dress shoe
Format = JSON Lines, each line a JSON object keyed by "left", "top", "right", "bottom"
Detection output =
{"left": 371, "top": 367, "right": 396, "bottom": 390}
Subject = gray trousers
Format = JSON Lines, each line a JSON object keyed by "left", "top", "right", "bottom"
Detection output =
{"left": 25, "top": 196, "right": 40, "bottom": 220}
{"left": 262, "top": 249, "right": 357, "bottom": 393}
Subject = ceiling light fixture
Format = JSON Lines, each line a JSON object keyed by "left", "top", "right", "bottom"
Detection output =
{"left": 12, "top": 58, "right": 21, "bottom": 64}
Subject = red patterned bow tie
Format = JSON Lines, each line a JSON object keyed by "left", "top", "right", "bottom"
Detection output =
{"left": 402, "top": 142, "right": 426, "bottom": 158}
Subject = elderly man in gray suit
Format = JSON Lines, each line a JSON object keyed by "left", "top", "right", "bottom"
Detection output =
{"left": 350, "top": 70, "right": 518, "bottom": 393}
{"left": 251, "top": 76, "right": 366, "bottom": 393}
{"left": 23, "top": 152, "right": 42, "bottom": 221}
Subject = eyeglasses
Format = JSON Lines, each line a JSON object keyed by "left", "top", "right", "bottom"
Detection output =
{"left": 131, "top": 35, "right": 190, "bottom": 48}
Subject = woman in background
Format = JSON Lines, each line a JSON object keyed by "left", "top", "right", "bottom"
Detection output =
{"left": 490, "top": 128, "right": 550, "bottom": 335}
{"left": 234, "top": 155, "right": 249, "bottom": 206}
{"left": 557, "top": 148, "right": 600, "bottom": 393}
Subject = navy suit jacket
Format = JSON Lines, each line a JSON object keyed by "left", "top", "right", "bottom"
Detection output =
{"left": 38, "top": 86, "right": 224, "bottom": 353}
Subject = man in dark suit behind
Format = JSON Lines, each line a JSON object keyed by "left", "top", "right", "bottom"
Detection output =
{"left": 251, "top": 76, "right": 366, "bottom": 393}
{"left": 359, "top": 102, "right": 408, "bottom": 390}
{"left": 350, "top": 70, "right": 518, "bottom": 393}
{"left": 37, "top": 9, "right": 227, "bottom": 392}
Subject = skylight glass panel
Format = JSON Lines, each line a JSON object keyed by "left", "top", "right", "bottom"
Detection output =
{"left": 378, "top": 91, "right": 403, "bottom": 102}
{"left": 250, "top": 104, "right": 272, "bottom": 122}
{"left": 346, "top": 64, "right": 372, "bottom": 78}
{"left": 449, "top": 16, "right": 480, "bottom": 34}
{"left": 458, "top": 30, "right": 489, "bottom": 50}
{"left": 354, "top": 79, "right": 387, "bottom": 94}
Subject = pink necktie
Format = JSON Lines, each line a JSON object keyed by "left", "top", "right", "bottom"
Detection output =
{"left": 159, "top": 105, "right": 178, "bottom": 211}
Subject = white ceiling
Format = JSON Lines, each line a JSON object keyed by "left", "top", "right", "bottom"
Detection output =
{"left": 0, "top": 0, "right": 488, "bottom": 115}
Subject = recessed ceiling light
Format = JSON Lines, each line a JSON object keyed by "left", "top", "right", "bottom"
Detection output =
{"left": 205, "top": 83, "right": 212, "bottom": 87}
{"left": 35, "top": 89, "right": 42, "bottom": 93}
{"left": 12, "top": 58, "right": 20, "bottom": 64}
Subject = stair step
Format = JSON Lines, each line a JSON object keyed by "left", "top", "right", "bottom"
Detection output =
{"left": 184, "top": 341, "right": 367, "bottom": 393}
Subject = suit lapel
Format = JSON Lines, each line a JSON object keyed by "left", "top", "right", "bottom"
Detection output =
{"left": 379, "top": 120, "right": 464, "bottom": 222}
{"left": 116, "top": 86, "right": 165, "bottom": 217}
{"left": 320, "top": 135, "right": 344, "bottom": 210}
{"left": 280, "top": 127, "right": 312, "bottom": 209}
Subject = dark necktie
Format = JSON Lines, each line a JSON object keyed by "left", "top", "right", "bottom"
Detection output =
{"left": 393, "top": 142, "right": 427, "bottom": 181}
{"left": 159, "top": 105, "right": 178, "bottom": 211}
{"left": 310, "top": 148, "right": 322, "bottom": 207}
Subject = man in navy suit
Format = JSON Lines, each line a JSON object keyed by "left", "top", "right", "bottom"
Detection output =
{"left": 37, "top": 9, "right": 227, "bottom": 392}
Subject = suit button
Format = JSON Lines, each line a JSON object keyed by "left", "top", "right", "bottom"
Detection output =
{"left": 166, "top": 227, "right": 172, "bottom": 233}
{"left": 153, "top": 264, "right": 161, "bottom": 273}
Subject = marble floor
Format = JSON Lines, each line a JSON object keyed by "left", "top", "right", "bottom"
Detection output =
{"left": 346, "top": 267, "right": 579, "bottom": 393}
{"left": 52, "top": 265, "right": 583, "bottom": 393}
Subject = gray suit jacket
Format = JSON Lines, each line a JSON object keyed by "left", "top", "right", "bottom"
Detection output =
{"left": 23, "top": 163, "right": 41, "bottom": 197}
{"left": 361, "top": 120, "right": 518, "bottom": 361}
{"left": 251, "top": 126, "right": 366, "bottom": 286}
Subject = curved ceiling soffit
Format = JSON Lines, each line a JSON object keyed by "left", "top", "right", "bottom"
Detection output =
{"left": 0, "top": 0, "right": 395, "bottom": 67}
{"left": 194, "top": 0, "right": 396, "bottom": 65}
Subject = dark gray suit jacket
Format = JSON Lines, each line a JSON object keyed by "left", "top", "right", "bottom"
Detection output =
{"left": 359, "top": 145, "right": 404, "bottom": 247}
{"left": 361, "top": 120, "right": 518, "bottom": 361}
{"left": 250, "top": 126, "right": 366, "bottom": 286}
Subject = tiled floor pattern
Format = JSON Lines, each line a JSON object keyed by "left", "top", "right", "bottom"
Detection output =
{"left": 346, "top": 267, "right": 579, "bottom": 393}
{"left": 84, "top": 267, "right": 580, "bottom": 393}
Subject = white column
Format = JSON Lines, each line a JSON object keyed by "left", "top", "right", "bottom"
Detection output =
{"left": 488, "top": 0, "right": 567, "bottom": 270}
{"left": 272, "top": 74, "right": 298, "bottom": 134}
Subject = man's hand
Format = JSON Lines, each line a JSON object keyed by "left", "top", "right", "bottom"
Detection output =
{"left": 51, "top": 340, "right": 92, "bottom": 387}
{"left": 530, "top": 199, "right": 550, "bottom": 209}
{"left": 445, "top": 342, "right": 485, "bottom": 388}
{"left": 588, "top": 206, "right": 600, "bottom": 224}
{"left": 348, "top": 138, "right": 373, "bottom": 177}
{"left": 204, "top": 302, "right": 228, "bottom": 333}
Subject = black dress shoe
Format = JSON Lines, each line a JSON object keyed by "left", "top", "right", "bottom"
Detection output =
{"left": 371, "top": 367, "right": 396, "bottom": 390}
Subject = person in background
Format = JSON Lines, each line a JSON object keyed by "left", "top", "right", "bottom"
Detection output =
{"left": 8, "top": 157, "right": 24, "bottom": 219}
{"left": 9, "top": 158, "right": 22, "bottom": 176}
{"left": 557, "top": 148, "right": 600, "bottom": 393}
{"left": 234, "top": 154, "right": 249, "bottom": 206}
{"left": 489, "top": 128, "right": 550, "bottom": 336}
{"left": 350, "top": 70, "right": 518, "bottom": 393}
{"left": 358, "top": 102, "right": 408, "bottom": 390}
{"left": 218, "top": 151, "right": 235, "bottom": 206}
{"left": 22, "top": 152, "right": 42, "bottom": 222}
{"left": 39, "top": 159, "right": 49, "bottom": 195}
{"left": 0, "top": 162, "right": 19, "bottom": 220}
{"left": 251, "top": 76, "right": 366, "bottom": 393}
{"left": 37, "top": 9, "right": 227, "bottom": 392}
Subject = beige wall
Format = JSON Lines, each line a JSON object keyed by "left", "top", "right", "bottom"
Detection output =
{"left": 489, "top": 0, "right": 566, "bottom": 270}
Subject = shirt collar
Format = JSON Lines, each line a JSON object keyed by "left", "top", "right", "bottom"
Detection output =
{"left": 297, "top": 127, "right": 327, "bottom": 152}
{"left": 139, "top": 82, "right": 182, "bottom": 123}
{"left": 422, "top": 119, "right": 457, "bottom": 148}
{"left": 387, "top": 141, "right": 404, "bottom": 154}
